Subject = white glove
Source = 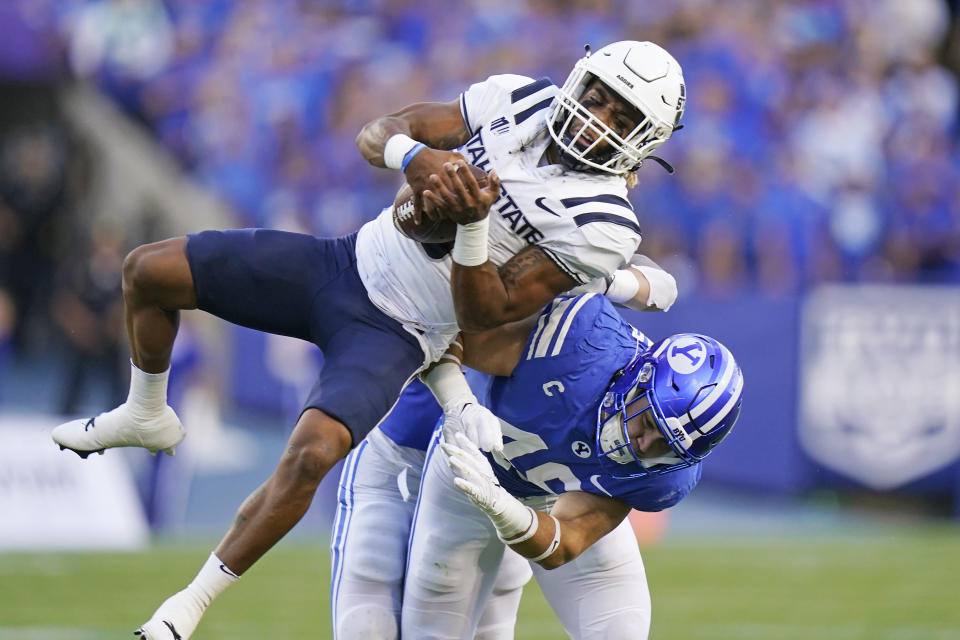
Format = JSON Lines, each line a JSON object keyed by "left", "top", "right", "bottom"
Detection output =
{"left": 421, "top": 361, "right": 503, "bottom": 452}
{"left": 441, "top": 432, "right": 531, "bottom": 540}
{"left": 134, "top": 587, "right": 206, "bottom": 639}
{"left": 442, "top": 398, "right": 503, "bottom": 453}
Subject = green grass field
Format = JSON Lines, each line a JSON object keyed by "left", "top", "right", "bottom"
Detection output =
{"left": 2, "top": 526, "right": 958, "bottom": 639}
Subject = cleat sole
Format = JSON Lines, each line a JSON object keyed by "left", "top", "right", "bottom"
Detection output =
{"left": 57, "top": 446, "right": 106, "bottom": 460}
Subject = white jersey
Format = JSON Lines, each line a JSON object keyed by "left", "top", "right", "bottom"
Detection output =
{"left": 356, "top": 74, "right": 642, "bottom": 363}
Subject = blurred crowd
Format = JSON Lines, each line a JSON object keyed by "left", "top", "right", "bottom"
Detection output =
{"left": 1, "top": 0, "right": 959, "bottom": 369}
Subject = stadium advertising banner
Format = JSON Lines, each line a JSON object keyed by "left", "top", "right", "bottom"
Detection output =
{"left": 0, "top": 413, "right": 148, "bottom": 550}
{"left": 799, "top": 286, "right": 960, "bottom": 490}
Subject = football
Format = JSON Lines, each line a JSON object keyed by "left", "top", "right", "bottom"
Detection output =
{"left": 392, "top": 163, "right": 488, "bottom": 243}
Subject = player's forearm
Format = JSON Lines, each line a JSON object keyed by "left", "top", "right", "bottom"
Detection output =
{"left": 450, "top": 262, "right": 516, "bottom": 333}
{"left": 504, "top": 510, "right": 587, "bottom": 570}
{"left": 214, "top": 471, "right": 320, "bottom": 574}
{"left": 451, "top": 244, "right": 573, "bottom": 333}
{"left": 498, "top": 492, "right": 629, "bottom": 569}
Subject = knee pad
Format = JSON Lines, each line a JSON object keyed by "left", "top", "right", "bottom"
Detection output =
{"left": 336, "top": 604, "right": 398, "bottom": 640}
{"left": 588, "top": 607, "right": 650, "bottom": 640}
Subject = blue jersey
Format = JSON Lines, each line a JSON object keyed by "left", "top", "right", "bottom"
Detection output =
{"left": 378, "top": 377, "right": 442, "bottom": 450}
{"left": 480, "top": 294, "right": 701, "bottom": 512}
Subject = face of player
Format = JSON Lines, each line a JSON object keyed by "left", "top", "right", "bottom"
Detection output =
{"left": 624, "top": 395, "right": 672, "bottom": 461}
{"left": 566, "top": 78, "right": 646, "bottom": 156}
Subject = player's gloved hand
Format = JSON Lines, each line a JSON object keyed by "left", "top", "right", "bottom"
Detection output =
{"left": 134, "top": 586, "right": 207, "bottom": 639}
{"left": 442, "top": 432, "right": 533, "bottom": 540}
{"left": 442, "top": 398, "right": 504, "bottom": 453}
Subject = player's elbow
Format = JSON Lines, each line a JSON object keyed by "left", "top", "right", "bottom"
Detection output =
{"left": 459, "top": 318, "right": 501, "bottom": 334}
{"left": 456, "top": 309, "right": 504, "bottom": 334}
{"left": 456, "top": 298, "right": 530, "bottom": 333}
{"left": 355, "top": 118, "right": 386, "bottom": 161}
{"left": 355, "top": 122, "right": 374, "bottom": 155}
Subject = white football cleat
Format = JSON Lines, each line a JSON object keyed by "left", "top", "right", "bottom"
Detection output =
{"left": 52, "top": 403, "right": 185, "bottom": 458}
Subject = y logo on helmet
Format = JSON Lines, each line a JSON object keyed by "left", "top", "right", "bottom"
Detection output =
{"left": 667, "top": 336, "right": 706, "bottom": 374}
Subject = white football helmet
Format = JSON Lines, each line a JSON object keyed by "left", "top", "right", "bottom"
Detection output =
{"left": 547, "top": 41, "right": 686, "bottom": 175}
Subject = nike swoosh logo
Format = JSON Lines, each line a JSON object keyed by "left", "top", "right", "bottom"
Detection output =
{"left": 219, "top": 563, "right": 239, "bottom": 578}
{"left": 163, "top": 621, "right": 183, "bottom": 640}
{"left": 590, "top": 475, "right": 613, "bottom": 497}
{"left": 535, "top": 197, "right": 560, "bottom": 217}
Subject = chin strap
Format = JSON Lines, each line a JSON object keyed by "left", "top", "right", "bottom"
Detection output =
{"left": 645, "top": 155, "right": 675, "bottom": 175}
{"left": 553, "top": 129, "right": 677, "bottom": 176}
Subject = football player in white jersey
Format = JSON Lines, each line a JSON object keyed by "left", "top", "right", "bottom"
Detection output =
{"left": 402, "top": 294, "right": 743, "bottom": 639}
{"left": 331, "top": 257, "right": 677, "bottom": 640}
{"left": 49, "top": 40, "right": 685, "bottom": 639}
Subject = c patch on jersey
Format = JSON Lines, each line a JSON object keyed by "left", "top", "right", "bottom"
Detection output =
{"left": 666, "top": 336, "right": 707, "bottom": 374}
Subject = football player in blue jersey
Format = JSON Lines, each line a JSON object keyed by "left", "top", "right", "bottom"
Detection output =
{"left": 48, "top": 40, "right": 686, "bottom": 639}
{"left": 400, "top": 293, "right": 743, "bottom": 639}
{"left": 331, "top": 256, "right": 675, "bottom": 640}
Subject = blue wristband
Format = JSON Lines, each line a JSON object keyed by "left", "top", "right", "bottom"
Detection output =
{"left": 401, "top": 143, "right": 427, "bottom": 172}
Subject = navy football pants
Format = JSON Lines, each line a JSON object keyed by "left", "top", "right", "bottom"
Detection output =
{"left": 185, "top": 229, "right": 424, "bottom": 445}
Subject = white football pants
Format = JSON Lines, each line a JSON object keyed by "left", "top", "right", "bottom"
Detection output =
{"left": 331, "top": 427, "right": 532, "bottom": 639}
{"left": 402, "top": 433, "right": 651, "bottom": 640}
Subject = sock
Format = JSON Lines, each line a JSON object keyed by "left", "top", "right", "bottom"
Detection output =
{"left": 125, "top": 361, "right": 170, "bottom": 420}
{"left": 188, "top": 552, "right": 240, "bottom": 607}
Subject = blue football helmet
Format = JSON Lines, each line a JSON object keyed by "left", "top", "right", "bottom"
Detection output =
{"left": 596, "top": 333, "right": 743, "bottom": 478}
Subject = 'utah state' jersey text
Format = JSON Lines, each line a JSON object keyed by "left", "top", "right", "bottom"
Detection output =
{"left": 355, "top": 75, "right": 642, "bottom": 363}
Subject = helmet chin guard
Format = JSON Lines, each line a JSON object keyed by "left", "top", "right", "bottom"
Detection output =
{"left": 548, "top": 41, "right": 686, "bottom": 176}
{"left": 595, "top": 333, "right": 743, "bottom": 479}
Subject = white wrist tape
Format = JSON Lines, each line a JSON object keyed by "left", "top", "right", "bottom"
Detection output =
{"left": 634, "top": 265, "right": 678, "bottom": 311}
{"left": 529, "top": 514, "right": 562, "bottom": 562}
{"left": 421, "top": 361, "right": 474, "bottom": 409}
{"left": 452, "top": 218, "right": 490, "bottom": 266}
{"left": 383, "top": 134, "right": 422, "bottom": 170}
{"left": 604, "top": 268, "right": 641, "bottom": 303}
{"left": 488, "top": 492, "right": 537, "bottom": 540}
{"left": 497, "top": 506, "right": 538, "bottom": 544}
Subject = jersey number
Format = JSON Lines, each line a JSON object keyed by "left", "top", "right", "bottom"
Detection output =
{"left": 492, "top": 421, "right": 581, "bottom": 494}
